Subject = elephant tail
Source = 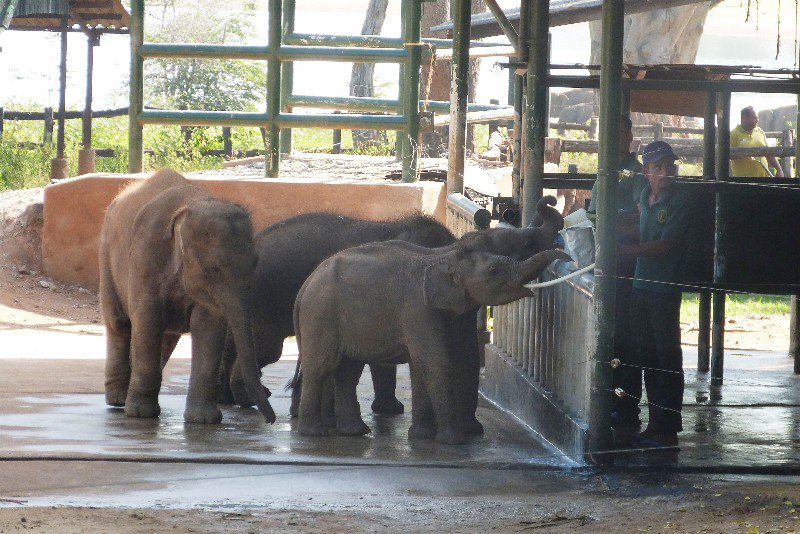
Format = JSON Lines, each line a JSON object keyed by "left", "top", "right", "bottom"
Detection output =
{"left": 285, "top": 358, "right": 302, "bottom": 391}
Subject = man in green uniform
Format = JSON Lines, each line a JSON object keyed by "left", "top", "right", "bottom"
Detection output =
{"left": 618, "top": 141, "right": 692, "bottom": 449}
{"left": 730, "top": 106, "right": 784, "bottom": 178}
{"left": 588, "top": 115, "right": 648, "bottom": 445}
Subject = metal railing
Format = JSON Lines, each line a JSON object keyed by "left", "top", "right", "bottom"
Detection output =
{"left": 492, "top": 263, "right": 594, "bottom": 423}
{"left": 446, "top": 193, "right": 491, "bottom": 236}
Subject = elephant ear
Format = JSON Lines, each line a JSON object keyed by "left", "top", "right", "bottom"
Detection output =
{"left": 423, "top": 261, "right": 469, "bottom": 313}
{"left": 165, "top": 206, "right": 190, "bottom": 276}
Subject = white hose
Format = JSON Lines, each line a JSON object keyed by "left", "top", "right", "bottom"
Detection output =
{"left": 524, "top": 262, "right": 596, "bottom": 289}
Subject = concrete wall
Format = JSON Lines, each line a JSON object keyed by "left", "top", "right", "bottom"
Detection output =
{"left": 42, "top": 173, "right": 446, "bottom": 290}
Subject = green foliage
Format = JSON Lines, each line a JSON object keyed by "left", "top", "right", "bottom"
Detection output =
{"left": 144, "top": 1, "right": 267, "bottom": 112}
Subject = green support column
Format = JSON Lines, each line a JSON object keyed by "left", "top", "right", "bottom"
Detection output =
{"left": 400, "top": 0, "right": 421, "bottom": 182}
{"left": 56, "top": 15, "right": 68, "bottom": 159}
{"left": 697, "top": 91, "right": 717, "bottom": 373}
{"left": 279, "top": 0, "right": 295, "bottom": 155}
{"left": 792, "top": 45, "right": 800, "bottom": 373}
{"left": 446, "top": 0, "right": 470, "bottom": 194}
{"left": 521, "top": 0, "right": 549, "bottom": 226}
{"left": 511, "top": 0, "right": 529, "bottom": 205}
{"left": 711, "top": 91, "right": 731, "bottom": 387}
{"left": 128, "top": 0, "right": 144, "bottom": 172}
{"left": 266, "top": 0, "right": 282, "bottom": 177}
{"left": 588, "top": 0, "right": 624, "bottom": 456}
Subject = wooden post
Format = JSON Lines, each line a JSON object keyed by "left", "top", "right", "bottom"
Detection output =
{"left": 781, "top": 128, "right": 794, "bottom": 179}
{"left": 589, "top": 116, "right": 598, "bottom": 140}
{"left": 55, "top": 16, "right": 68, "bottom": 160}
{"left": 0, "top": 107, "right": 4, "bottom": 139}
{"left": 510, "top": 0, "right": 528, "bottom": 204}
{"left": 588, "top": 0, "right": 624, "bottom": 457}
{"left": 79, "top": 31, "right": 100, "bottom": 175}
{"left": 332, "top": 111, "right": 342, "bottom": 154}
{"left": 488, "top": 98, "right": 500, "bottom": 135}
{"left": 446, "top": 0, "right": 470, "bottom": 193}
{"left": 222, "top": 127, "right": 233, "bottom": 157}
{"left": 790, "top": 296, "right": 800, "bottom": 374}
{"left": 653, "top": 121, "right": 664, "bottom": 142}
{"left": 279, "top": 0, "right": 295, "bottom": 155}
{"left": 43, "top": 107, "right": 54, "bottom": 144}
{"left": 711, "top": 91, "right": 731, "bottom": 387}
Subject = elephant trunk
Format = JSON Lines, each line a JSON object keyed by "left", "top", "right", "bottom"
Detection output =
{"left": 518, "top": 249, "right": 572, "bottom": 286}
{"left": 228, "top": 306, "right": 276, "bottom": 424}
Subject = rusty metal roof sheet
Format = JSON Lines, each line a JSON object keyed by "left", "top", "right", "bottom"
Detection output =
{"left": 3, "top": 0, "right": 129, "bottom": 32}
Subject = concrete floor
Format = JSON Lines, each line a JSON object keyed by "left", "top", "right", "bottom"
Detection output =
{"left": 1, "top": 329, "right": 799, "bottom": 511}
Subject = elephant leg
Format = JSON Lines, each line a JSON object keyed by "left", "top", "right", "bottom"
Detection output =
{"left": 407, "top": 332, "right": 465, "bottom": 444}
{"left": 320, "top": 376, "right": 337, "bottom": 428}
{"left": 160, "top": 332, "right": 181, "bottom": 369}
{"left": 184, "top": 307, "right": 225, "bottom": 424}
{"left": 369, "top": 364, "right": 404, "bottom": 415}
{"left": 229, "top": 325, "right": 284, "bottom": 408}
{"left": 334, "top": 357, "right": 370, "bottom": 436}
{"left": 100, "top": 277, "right": 131, "bottom": 407}
{"left": 104, "top": 327, "right": 131, "bottom": 407}
{"left": 289, "top": 366, "right": 302, "bottom": 418}
{"left": 407, "top": 361, "right": 436, "bottom": 440}
{"left": 124, "top": 307, "right": 165, "bottom": 418}
{"left": 297, "top": 332, "right": 339, "bottom": 437}
{"left": 217, "top": 329, "right": 237, "bottom": 405}
{"left": 449, "top": 311, "right": 484, "bottom": 436}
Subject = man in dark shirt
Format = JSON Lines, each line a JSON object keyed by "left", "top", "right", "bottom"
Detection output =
{"left": 618, "top": 141, "right": 692, "bottom": 449}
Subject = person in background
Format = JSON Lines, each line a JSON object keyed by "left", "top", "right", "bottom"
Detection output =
{"left": 588, "top": 115, "right": 648, "bottom": 446}
{"left": 730, "top": 106, "right": 784, "bottom": 178}
{"left": 618, "top": 141, "right": 692, "bottom": 449}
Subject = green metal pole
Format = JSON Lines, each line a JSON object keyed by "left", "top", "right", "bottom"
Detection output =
{"left": 266, "top": 0, "right": 282, "bottom": 177}
{"left": 520, "top": 0, "right": 549, "bottom": 226}
{"left": 711, "top": 91, "right": 731, "bottom": 387}
{"left": 697, "top": 91, "right": 716, "bottom": 373}
{"left": 128, "top": 0, "right": 144, "bottom": 172}
{"left": 589, "top": 0, "right": 624, "bottom": 457}
{"left": 279, "top": 0, "right": 295, "bottom": 155}
{"left": 446, "top": 0, "right": 470, "bottom": 194}
{"left": 400, "top": 0, "right": 421, "bottom": 183}
{"left": 794, "top": 45, "right": 800, "bottom": 373}
{"left": 511, "top": 0, "right": 529, "bottom": 205}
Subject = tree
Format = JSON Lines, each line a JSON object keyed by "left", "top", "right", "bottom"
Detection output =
{"left": 144, "top": 0, "right": 267, "bottom": 112}
{"left": 588, "top": 1, "right": 721, "bottom": 125}
{"left": 349, "top": 0, "right": 389, "bottom": 150}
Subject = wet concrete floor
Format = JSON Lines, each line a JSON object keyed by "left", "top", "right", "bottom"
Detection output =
{"left": 1, "top": 328, "right": 799, "bottom": 511}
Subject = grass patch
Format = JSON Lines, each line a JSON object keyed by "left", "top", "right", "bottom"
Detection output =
{"left": 681, "top": 293, "right": 791, "bottom": 322}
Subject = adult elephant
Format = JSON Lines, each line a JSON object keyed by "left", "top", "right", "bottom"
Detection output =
{"left": 221, "top": 212, "right": 456, "bottom": 415}
{"left": 285, "top": 196, "right": 566, "bottom": 436}
{"left": 295, "top": 241, "right": 571, "bottom": 444}
{"left": 100, "top": 169, "right": 275, "bottom": 425}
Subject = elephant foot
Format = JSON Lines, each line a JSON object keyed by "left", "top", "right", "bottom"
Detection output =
{"left": 184, "top": 403, "right": 223, "bottom": 424}
{"left": 371, "top": 396, "right": 404, "bottom": 415}
{"left": 336, "top": 418, "right": 371, "bottom": 436}
{"left": 105, "top": 388, "right": 128, "bottom": 407}
{"left": 435, "top": 429, "right": 467, "bottom": 445}
{"left": 217, "top": 381, "right": 236, "bottom": 405}
{"left": 123, "top": 394, "right": 160, "bottom": 418}
{"left": 465, "top": 416, "right": 484, "bottom": 436}
{"left": 298, "top": 420, "right": 330, "bottom": 437}
{"left": 289, "top": 398, "right": 299, "bottom": 418}
{"left": 321, "top": 410, "right": 337, "bottom": 428}
{"left": 408, "top": 423, "right": 437, "bottom": 440}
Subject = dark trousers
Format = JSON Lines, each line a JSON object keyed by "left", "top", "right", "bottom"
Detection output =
{"left": 610, "top": 265, "right": 641, "bottom": 427}
{"left": 630, "top": 288, "right": 684, "bottom": 434}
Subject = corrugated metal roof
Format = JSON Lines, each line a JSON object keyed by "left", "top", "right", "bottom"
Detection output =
{"left": 3, "top": 0, "right": 129, "bottom": 31}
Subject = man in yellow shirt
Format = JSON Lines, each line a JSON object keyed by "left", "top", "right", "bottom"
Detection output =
{"left": 730, "top": 106, "right": 784, "bottom": 178}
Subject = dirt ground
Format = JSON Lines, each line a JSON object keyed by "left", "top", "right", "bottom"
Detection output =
{"left": 0, "top": 184, "right": 797, "bottom": 533}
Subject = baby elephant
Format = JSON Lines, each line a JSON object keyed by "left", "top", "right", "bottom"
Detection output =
{"left": 294, "top": 241, "right": 570, "bottom": 445}
{"left": 100, "top": 169, "right": 275, "bottom": 425}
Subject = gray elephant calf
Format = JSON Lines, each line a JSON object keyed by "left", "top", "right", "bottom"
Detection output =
{"left": 294, "top": 241, "right": 569, "bottom": 444}
{"left": 100, "top": 169, "right": 275, "bottom": 425}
